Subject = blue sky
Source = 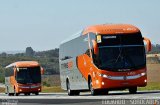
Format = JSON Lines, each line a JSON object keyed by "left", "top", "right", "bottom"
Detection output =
{"left": 0, "top": 0, "right": 159, "bottom": 51}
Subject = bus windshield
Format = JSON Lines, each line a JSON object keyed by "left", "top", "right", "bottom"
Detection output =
{"left": 16, "top": 66, "right": 41, "bottom": 84}
{"left": 98, "top": 46, "right": 145, "bottom": 71}
{"left": 94, "top": 33, "right": 146, "bottom": 71}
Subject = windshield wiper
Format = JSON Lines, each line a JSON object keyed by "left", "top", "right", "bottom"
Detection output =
{"left": 113, "top": 46, "right": 123, "bottom": 68}
{"left": 123, "top": 49, "right": 136, "bottom": 69}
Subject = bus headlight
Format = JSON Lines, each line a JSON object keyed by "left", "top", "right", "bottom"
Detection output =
{"left": 141, "top": 72, "right": 146, "bottom": 76}
{"left": 144, "top": 79, "right": 147, "bottom": 83}
{"left": 98, "top": 73, "right": 108, "bottom": 78}
{"left": 102, "top": 74, "right": 108, "bottom": 78}
{"left": 102, "top": 82, "right": 105, "bottom": 85}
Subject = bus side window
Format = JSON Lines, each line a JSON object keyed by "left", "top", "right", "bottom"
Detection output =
{"left": 89, "top": 32, "right": 97, "bottom": 61}
{"left": 92, "top": 48, "right": 101, "bottom": 68}
{"left": 5, "top": 67, "right": 14, "bottom": 77}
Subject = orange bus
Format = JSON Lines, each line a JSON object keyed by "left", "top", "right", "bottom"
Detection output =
{"left": 5, "top": 61, "right": 44, "bottom": 96}
{"left": 59, "top": 24, "right": 151, "bottom": 95}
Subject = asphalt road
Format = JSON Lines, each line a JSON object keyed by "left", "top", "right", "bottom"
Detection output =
{"left": 0, "top": 91, "right": 160, "bottom": 105}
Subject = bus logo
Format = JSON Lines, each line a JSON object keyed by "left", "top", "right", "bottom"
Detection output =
{"left": 68, "top": 61, "right": 73, "bottom": 70}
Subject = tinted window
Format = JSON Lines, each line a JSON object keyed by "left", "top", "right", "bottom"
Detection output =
{"left": 98, "top": 46, "right": 146, "bottom": 71}
{"left": 16, "top": 66, "right": 41, "bottom": 84}
{"left": 5, "top": 67, "right": 14, "bottom": 77}
{"left": 92, "top": 32, "right": 146, "bottom": 71}
{"left": 98, "top": 32, "right": 144, "bottom": 46}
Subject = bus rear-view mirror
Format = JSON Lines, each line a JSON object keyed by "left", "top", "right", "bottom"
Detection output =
{"left": 92, "top": 40, "right": 98, "bottom": 55}
{"left": 143, "top": 37, "right": 151, "bottom": 52}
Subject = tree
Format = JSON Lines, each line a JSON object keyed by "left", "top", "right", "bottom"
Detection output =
{"left": 25, "top": 47, "right": 35, "bottom": 56}
{"left": 0, "top": 52, "right": 7, "bottom": 57}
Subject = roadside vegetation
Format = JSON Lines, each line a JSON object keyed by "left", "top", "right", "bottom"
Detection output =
{"left": 138, "top": 82, "right": 160, "bottom": 91}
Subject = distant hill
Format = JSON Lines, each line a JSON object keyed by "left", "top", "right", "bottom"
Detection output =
{"left": 147, "top": 44, "right": 160, "bottom": 54}
{"left": 0, "top": 50, "right": 24, "bottom": 54}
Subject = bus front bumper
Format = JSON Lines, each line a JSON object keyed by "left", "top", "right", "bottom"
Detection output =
{"left": 17, "top": 85, "right": 41, "bottom": 93}
{"left": 94, "top": 75, "right": 147, "bottom": 90}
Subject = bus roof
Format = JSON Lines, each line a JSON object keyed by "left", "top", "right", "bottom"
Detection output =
{"left": 60, "top": 30, "right": 83, "bottom": 44}
{"left": 82, "top": 24, "right": 140, "bottom": 35}
{"left": 5, "top": 61, "right": 40, "bottom": 68}
{"left": 60, "top": 24, "right": 140, "bottom": 45}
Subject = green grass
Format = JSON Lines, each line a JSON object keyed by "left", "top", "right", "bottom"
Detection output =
{"left": 138, "top": 82, "right": 160, "bottom": 91}
{"left": 0, "top": 87, "right": 5, "bottom": 93}
{"left": 42, "top": 86, "right": 65, "bottom": 93}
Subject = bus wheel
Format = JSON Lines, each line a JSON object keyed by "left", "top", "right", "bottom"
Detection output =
{"left": 35, "top": 92, "right": 39, "bottom": 95}
{"left": 129, "top": 87, "right": 137, "bottom": 94}
{"left": 14, "top": 88, "right": 19, "bottom": 96}
{"left": 8, "top": 93, "right": 13, "bottom": 96}
{"left": 66, "top": 80, "right": 74, "bottom": 96}
{"left": 99, "top": 89, "right": 109, "bottom": 95}
{"left": 24, "top": 93, "right": 28, "bottom": 96}
{"left": 89, "top": 79, "right": 97, "bottom": 95}
{"left": 24, "top": 93, "right": 30, "bottom": 96}
{"left": 74, "top": 90, "right": 80, "bottom": 96}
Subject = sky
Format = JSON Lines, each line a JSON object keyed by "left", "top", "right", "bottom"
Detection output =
{"left": 0, "top": 0, "right": 160, "bottom": 51}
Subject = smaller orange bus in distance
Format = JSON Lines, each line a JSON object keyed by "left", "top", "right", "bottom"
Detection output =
{"left": 5, "top": 61, "right": 44, "bottom": 96}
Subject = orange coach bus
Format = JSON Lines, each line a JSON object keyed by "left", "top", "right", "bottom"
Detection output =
{"left": 5, "top": 61, "right": 44, "bottom": 96}
{"left": 59, "top": 24, "right": 151, "bottom": 95}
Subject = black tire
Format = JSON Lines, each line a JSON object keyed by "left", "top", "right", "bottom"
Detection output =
{"left": 8, "top": 93, "right": 13, "bottom": 96}
{"left": 74, "top": 90, "right": 80, "bottom": 96}
{"left": 99, "top": 89, "right": 109, "bottom": 95}
{"left": 35, "top": 92, "right": 39, "bottom": 95}
{"left": 66, "top": 80, "right": 73, "bottom": 96}
{"left": 14, "top": 88, "right": 19, "bottom": 96}
{"left": 24, "top": 93, "right": 28, "bottom": 96}
{"left": 89, "top": 79, "right": 98, "bottom": 95}
{"left": 129, "top": 87, "right": 137, "bottom": 94}
{"left": 24, "top": 93, "right": 30, "bottom": 96}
